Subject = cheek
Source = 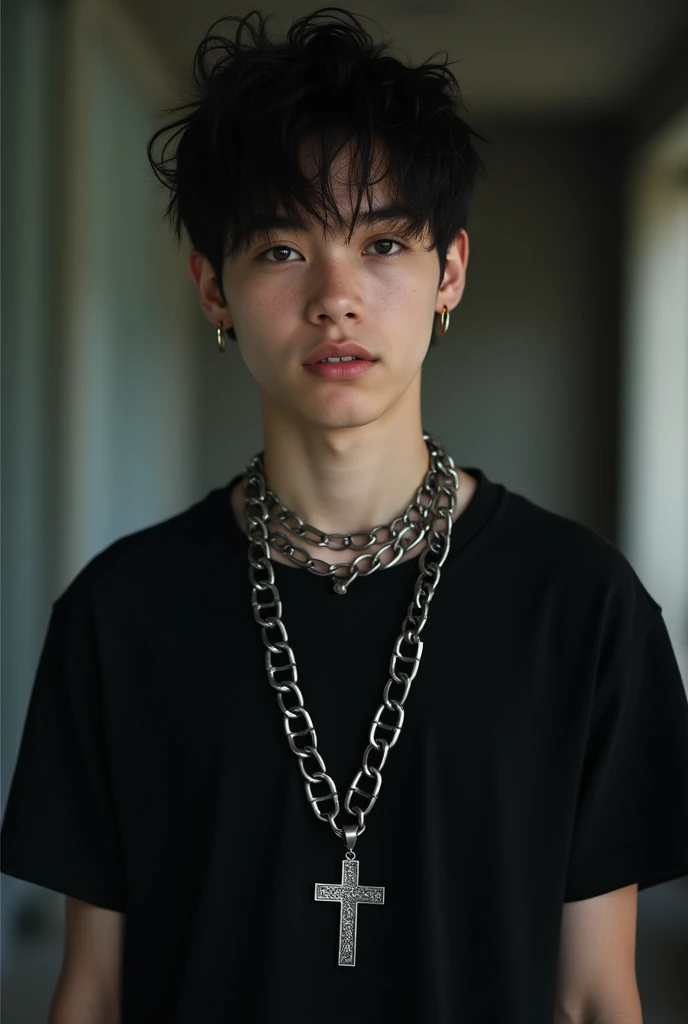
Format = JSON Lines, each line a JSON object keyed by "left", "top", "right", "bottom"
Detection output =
{"left": 231, "top": 298, "right": 291, "bottom": 389}
{"left": 234, "top": 278, "right": 295, "bottom": 339}
{"left": 376, "top": 275, "right": 436, "bottom": 345}
{"left": 373, "top": 255, "right": 437, "bottom": 308}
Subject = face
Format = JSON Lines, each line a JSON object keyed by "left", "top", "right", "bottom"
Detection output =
{"left": 190, "top": 143, "right": 469, "bottom": 433}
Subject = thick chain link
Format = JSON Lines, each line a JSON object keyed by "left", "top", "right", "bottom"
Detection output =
{"left": 244, "top": 434, "right": 459, "bottom": 847}
{"left": 246, "top": 437, "right": 450, "bottom": 594}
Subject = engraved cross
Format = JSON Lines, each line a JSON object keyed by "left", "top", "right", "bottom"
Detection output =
{"left": 315, "top": 858, "right": 384, "bottom": 966}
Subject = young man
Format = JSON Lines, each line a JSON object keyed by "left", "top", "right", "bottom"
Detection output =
{"left": 2, "top": 8, "right": 688, "bottom": 1023}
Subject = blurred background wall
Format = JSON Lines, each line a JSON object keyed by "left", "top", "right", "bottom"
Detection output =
{"left": 2, "top": 0, "right": 687, "bottom": 1020}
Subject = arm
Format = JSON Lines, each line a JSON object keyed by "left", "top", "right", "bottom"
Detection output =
{"left": 49, "top": 897, "right": 125, "bottom": 1024}
{"left": 554, "top": 883, "right": 643, "bottom": 1024}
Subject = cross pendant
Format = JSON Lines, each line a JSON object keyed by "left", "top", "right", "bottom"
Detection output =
{"left": 314, "top": 857, "right": 384, "bottom": 966}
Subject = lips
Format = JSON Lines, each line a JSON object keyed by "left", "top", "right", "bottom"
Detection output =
{"left": 304, "top": 341, "right": 377, "bottom": 365}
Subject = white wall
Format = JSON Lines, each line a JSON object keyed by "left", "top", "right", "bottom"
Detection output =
{"left": 620, "top": 104, "right": 688, "bottom": 686}
{"left": 58, "top": 0, "right": 198, "bottom": 587}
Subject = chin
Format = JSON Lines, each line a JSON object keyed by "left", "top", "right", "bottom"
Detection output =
{"left": 304, "top": 408, "right": 380, "bottom": 431}
{"left": 263, "top": 375, "right": 414, "bottom": 432}
{"left": 288, "top": 397, "right": 381, "bottom": 431}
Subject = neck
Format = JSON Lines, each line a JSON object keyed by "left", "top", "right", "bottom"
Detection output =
{"left": 259, "top": 407, "right": 430, "bottom": 537}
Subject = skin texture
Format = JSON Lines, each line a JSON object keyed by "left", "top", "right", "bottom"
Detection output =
{"left": 555, "top": 884, "right": 642, "bottom": 1023}
{"left": 49, "top": 897, "right": 124, "bottom": 1024}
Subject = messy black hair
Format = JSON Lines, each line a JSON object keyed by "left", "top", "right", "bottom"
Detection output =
{"left": 147, "top": 6, "right": 488, "bottom": 341}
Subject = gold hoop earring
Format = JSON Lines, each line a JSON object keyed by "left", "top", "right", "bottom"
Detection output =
{"left": 438, "top": 305, "right": 450, "bottom": 335}
{"left": 217, "top": 323, "right": 226, "bottom": 353}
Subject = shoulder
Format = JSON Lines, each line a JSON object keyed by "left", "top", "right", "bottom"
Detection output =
{"left": 54, "top": 484, "right": 233, "bottom": 619}
{"left": 506, "top": 485, "right": 655, "bottom": 589}
{"left": 497, "top": 485, "right": 662, "bottom": 655}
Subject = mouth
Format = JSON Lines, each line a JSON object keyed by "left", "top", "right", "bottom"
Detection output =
{"left": 303, "top": 356, "right": 378, "bottom": 380}
{"left": 314, "top": 355, "right": 368, "bottom": 364}
{"left": 303, "top": 341, "right": 377, "bottom": 366}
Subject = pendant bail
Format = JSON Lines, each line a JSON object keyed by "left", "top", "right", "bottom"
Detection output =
{"left": 342, "top": 823, "right": 358, "bottom": 854}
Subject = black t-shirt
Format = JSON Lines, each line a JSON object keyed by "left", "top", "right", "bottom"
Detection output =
{"left": 3, "top": 468, "right": 688, "bottom": 1023}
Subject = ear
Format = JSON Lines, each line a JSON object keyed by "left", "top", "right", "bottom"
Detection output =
{"left": 436, "top": 229, "right": 469, "bottom": 313}
{"left": 187, "top": 250, "right": 233, "bottom": 330}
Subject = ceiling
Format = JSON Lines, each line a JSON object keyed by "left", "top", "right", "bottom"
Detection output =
{"left": 122, "top": 0, "right": 688, "bottom": 117}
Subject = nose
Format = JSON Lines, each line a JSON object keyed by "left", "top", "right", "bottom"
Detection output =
{"left": 304, "top": 258, "right": 364, "bottom": 329}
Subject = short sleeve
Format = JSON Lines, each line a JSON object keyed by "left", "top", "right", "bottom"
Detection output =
{"left": 565, "top": 611, "right": 688, "bottom": 901}
{"left": 1, "top": 593, "right": 126, "bottom": 911}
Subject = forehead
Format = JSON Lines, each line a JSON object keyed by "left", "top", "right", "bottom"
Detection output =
{"left": 298, "top": 136, "right": 393, "bottom": 209}
{"left": 258, "top": 141, "right": 416, "bottom": 238}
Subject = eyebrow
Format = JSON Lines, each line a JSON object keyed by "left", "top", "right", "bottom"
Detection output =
{"left": 245, "top": 202, "right": 418, "bottom": 239}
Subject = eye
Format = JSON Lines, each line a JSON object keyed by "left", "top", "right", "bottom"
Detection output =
{"left": 365, "top": 239, "right": 406, "bottom": 257}
{"left": 258, "top": 246, "right": 302, "bottom": 263}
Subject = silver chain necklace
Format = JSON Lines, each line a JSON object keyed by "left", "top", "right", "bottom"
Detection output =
{"left": 256, "top": 449, "right": 446, "bottom": 595}
{"left": 244, "top": 433, "right": 459, "bottom": 966}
